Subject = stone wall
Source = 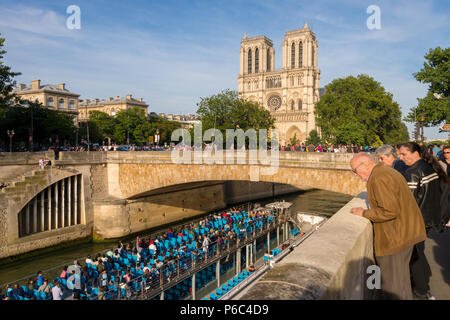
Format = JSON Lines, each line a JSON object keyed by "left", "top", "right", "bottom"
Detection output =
{"left": 0, "top": 166, "right": 92, "bottom": 259}
{"left": 237, "top": 191, "right": 375, "bottom": 300}
{"left": 93, "top": 183, "right": 227, "bottom": 239}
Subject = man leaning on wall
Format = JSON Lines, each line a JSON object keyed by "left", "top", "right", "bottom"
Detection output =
{"left": 349, "top": 153, "right": 427, "bottom": 300}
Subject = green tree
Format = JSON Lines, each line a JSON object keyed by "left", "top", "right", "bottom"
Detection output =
{"left": 315, "top": 74, "right": 408, "bottom": 146}
{"left": 148, "top": 114, "right": 182, "bottom": 145}
{"left": 305, "top": 129, "right": 322, "bottom": 145}
{"left": 0, "top": 33, "right": 21, "bottom": 119}
{"left": 407, "top": 47, "right": 450, "bottom": 129}
{"left": 289, "top": 133, "right": 298, "bottom": 146}
{"left": 404, "top": 91, "right": 449, "bottom": 127}
{"left": 88, "top": 110, "right": 116, "bottom": 142}
{"left": 195, "top": 89, "right": 275, "bottom": 147}
{"left": 113, "top": 107, "right": 149, "bottom": 144}
{"left": 413, "top": 47, "right": 450, "bottom": 98}
{"left": 0, "top": 102, "right": 77, "bottom": 148}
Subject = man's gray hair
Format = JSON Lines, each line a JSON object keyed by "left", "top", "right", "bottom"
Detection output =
{"left": 375, "top": 145, "right": 398, "bottom": 159}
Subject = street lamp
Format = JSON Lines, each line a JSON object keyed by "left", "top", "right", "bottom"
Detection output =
{"left": 155, "top": 129, "right": 160, "bottom": 147}
{"left": 7, "top": 129, "right": 15, "bottom": 153}
{"left": 420, "top": 113, "right": 425, "bottom": 142}
{"left": 85, "top": 103, "right": 90, "bottom": 151}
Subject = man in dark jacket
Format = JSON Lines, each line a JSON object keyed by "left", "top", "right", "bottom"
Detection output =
{"left": 398, "top": 142, "right": 447, "bottom": 300}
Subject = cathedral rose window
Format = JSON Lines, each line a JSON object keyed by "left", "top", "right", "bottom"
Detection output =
{"left": 267, "top": 95, "right": 282, "bottom": 111}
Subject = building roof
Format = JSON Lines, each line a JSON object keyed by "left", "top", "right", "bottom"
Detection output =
{"left": 158, "top": 113, "right": 199, "bottom": 121}
{"left": 285, "top": 22, "right": 316, "bottom": 38}
{"left": 79, "top": 95, "right": 148, "bottom": 107}
{"left": 13, "top": 83, "right": 80, "bottom": 97}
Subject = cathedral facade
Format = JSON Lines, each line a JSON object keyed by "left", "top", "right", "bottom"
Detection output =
{"left": 237, "top": 23, "right": 320, "bottom": 146}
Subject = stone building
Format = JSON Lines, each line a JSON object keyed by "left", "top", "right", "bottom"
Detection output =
{"left": 78, "top": 94, "right": 148, "bottom": 121}
{"left": 158, "top": 113, "right": 200, "bottom": 129}
{"left": 237, "top": 23, "right": 321, "bottom": 146}
{"left": 13, "top": 80, "right": 80, "bottom": 122}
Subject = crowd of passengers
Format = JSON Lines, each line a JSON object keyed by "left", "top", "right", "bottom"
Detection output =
{"left": 1, "top": 205, "right": 279, "bottom": 300}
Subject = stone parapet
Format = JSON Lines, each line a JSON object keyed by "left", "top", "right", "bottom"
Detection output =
{"left": 0, "top": 151, "right": 54, "bottom": 165}
{"left": 237, "top": 191, "right": 375, "bottom": 300}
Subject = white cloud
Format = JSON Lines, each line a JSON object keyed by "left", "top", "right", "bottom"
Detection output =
{"left": 0, "top": 5, "right": 80, "bottom": 38}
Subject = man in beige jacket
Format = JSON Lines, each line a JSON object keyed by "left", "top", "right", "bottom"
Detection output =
{"left": 350, "top": 153, "right": 427, "bottom": 299}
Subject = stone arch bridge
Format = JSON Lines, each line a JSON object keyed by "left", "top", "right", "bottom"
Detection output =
{"left": 0, "top": 151, "right": 365, "bottom": 259}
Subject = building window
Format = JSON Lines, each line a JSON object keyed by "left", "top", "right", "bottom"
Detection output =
{"left": 266, "top": 76, "right": 282, "bottom": 89}
{"left": 299, "top": 42, "right": 303, "bottom": 67}
{"left": 291, "top": 101, "right": 295, "bottom": 111}
{"left": 291, "top": 43, "right": 295, "bottom": 69}
{"left": 255, "top": 48, "right": 259, "bottom": 73}
{"left": 248, "top": 49, "right": 252, "bottom": 74}
{"left": 68, "top": 100, "right": 75, "bottom": 110}
{"left": 47, "top": 97, "right": 54, "bottom": 107}
{"left": 267, "top": 48, "right": 271, "bottom": 71}
{"left": 298, "top": 100, "right": 302, "bottom": 110}
{"left": 58, "top": 98, "right": 65, "bottom": 109}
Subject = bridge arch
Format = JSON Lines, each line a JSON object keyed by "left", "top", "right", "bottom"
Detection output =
{"left": 18, "top": 174, "right": 83, "bottom": 238}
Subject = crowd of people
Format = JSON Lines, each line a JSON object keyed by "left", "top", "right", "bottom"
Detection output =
{"left": 350, "top": 142, "right": 449, "bottom": 300}
{"left": 280, "top": 143, "right": 375, "bottom": 153}
{"left": 0, "top": 205, "right": 280, "bottom": 301}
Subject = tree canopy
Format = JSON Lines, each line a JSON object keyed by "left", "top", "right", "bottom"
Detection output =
{"left": 0, "top": 33, "right": 21, "bottom": 119}
{"left": 413, "top": 46, "right": 450, "bottom": 98}
{"left": 404, "top": 91, "right": 449, "bottom": 127}
{"left": 0, "top": 102, "right": 77, "bottom": 150}
{"left": 86, "top": 109, "right": 181, "bottom": 146}
{"left": 195, "top": 89, "right": 275, "bottom": 146}
{"left": 305, "top": 129, "right": 322, "bottom": 145}
{"left": 406, "top": 47, "right": 450, "bottom": 128}
{"left": 315, "top": 74, "right": 409, "bottom": 146}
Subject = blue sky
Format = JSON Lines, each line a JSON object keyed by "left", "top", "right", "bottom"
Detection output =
{"left": 1, "top": 0, "right": 449, "bottom": 139}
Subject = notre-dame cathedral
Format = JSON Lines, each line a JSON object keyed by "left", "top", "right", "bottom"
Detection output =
{"left": 238, "top": 23, "right": 321, "bottom": 146}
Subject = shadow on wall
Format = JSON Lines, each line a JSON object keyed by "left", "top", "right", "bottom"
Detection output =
{"left": 239, "top": 257, "right": 386, "bottom": 300}
{"left": 127, "top": 180, "right": 300, "bottom": 211}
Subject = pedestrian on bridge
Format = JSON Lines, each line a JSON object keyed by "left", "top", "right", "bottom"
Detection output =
{"left": 350, "top": 153, "right": 426, "bottom": 300}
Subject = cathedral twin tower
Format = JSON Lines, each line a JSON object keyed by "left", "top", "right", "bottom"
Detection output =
{"left": 238, "top": 23, "right": 320, "bottom": 146}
